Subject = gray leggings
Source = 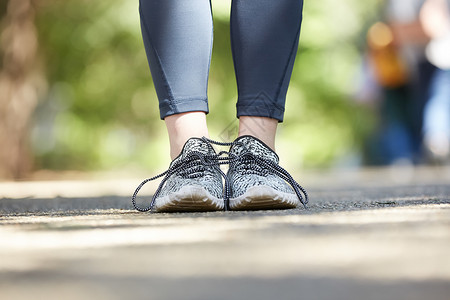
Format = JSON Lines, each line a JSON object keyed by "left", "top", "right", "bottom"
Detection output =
{"left": 139, "top": 0, "right": 303, "bottom": 122}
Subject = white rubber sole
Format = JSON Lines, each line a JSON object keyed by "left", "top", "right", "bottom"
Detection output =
{"left": 153, "top": 185, "right": 224, "bottom": 212}
{"left": 229, "top": 185, "right": 299, "bottom": 211}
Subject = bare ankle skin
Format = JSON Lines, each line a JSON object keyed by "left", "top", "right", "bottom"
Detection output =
{"left": 164, "top": 111, "right": 209, "bottom": 159}
{"left": 238, "top": 116, "right": 278, "bottom": 151}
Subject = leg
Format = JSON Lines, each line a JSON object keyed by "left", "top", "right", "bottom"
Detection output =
{"left": 227, "top": 0, "right": 307, "bottom": 211}
{"left": 231, "top": 0, "right": 304, "bottom": 150}
{"left": 139, "top": 0, "right": 213, "bottom": 158}
{"left": 135, "top": 0, "right": 224, "bottom": 212}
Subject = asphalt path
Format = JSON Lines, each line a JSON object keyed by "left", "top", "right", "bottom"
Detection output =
{"left": 1, "top": 167, "right": 449, "bottom": 300}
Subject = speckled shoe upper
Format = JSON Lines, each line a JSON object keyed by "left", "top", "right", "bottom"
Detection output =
{"left": 227, "top": 136, "right": 295, "bottom": 199}
{"left": 157, "top": 138, "right": 223, "bottom": 200}
{"left": 132, "top": 137, "right": 224, "bottom": 212}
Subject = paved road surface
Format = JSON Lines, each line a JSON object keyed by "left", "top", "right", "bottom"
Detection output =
{"left": 1, "top": 167, "right": 449, "bottom": 300}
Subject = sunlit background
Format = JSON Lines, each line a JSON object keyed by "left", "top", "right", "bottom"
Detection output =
{"left": 1, "top": 0, "right": 449, "bottom": 180}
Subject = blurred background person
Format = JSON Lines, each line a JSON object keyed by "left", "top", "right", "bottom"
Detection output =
{"left": 359, "top": 0, "right": 443, "bottom": 166}
{"left": 420, "top": 0, "right": 450, "bottom": 163}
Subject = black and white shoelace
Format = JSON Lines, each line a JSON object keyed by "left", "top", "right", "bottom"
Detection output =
{"left": 131, "top": 137, "right": 308, "bottom": 212}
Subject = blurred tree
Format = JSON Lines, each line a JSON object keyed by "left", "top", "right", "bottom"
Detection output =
{"left": 0, "top": 0, "right": 44, "bottom": 179}
{"left": 1, "top": 0, "right": 381, "bottom": 177}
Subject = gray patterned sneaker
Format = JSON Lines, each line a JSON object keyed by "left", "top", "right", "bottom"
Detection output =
{"left": 226, "top": 135, "right": 308, "bottom": 211}
{"left": 132, "top": 137, "right": 224, "bottom": 212}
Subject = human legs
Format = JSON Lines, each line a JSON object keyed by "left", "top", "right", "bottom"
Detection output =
{"left": 230, "top": 0, "right": 303, "bottom": 150}
{"left": 227, "top": 0, "right": 306, "bottom": 210}
{"left": 137, "top": 0, "right": 224, "bottom": 212}
{"left": 139, "top": 0, "right": 213, "bottom": 159}
{"left": 134, "top": 0, "right": 308, "bottom": 212}
{"left": 139, "top": 0, "right": 303, "bottom": 154}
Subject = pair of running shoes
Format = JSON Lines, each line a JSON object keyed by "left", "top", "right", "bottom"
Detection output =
{"left": 132, "top": 135, "right": 308, "bottom": 212}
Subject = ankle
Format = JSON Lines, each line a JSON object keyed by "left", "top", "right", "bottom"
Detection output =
{"left": 237, "top": 116, "right": 278, "bottom": 151}
{"left": 164, "top": 111, "right": 209, "bottom": 159}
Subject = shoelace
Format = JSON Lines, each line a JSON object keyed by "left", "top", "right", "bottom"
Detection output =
{"left": 131, "top": 137, "right": 308, "bottom": 212}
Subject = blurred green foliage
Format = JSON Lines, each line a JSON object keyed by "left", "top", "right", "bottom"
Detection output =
{"left": 32, "top": 0, "right": 380, "bottom": 173}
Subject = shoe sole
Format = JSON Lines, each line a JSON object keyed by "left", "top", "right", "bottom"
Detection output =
{"left": 153, "top": 185, "right": 224, "bottom": 212}
{"left": 229, "top": 185, "right": 299, "bottom": 211}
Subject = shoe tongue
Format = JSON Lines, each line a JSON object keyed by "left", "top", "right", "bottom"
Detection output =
{"left": 181, "top": 137, "right": 215, "bottom": 158}
{"left": 230, "top": 135, "right": 279, "bottom": 163}
{"left": 170, "top": 138, "right": 215, "bottom": 166}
